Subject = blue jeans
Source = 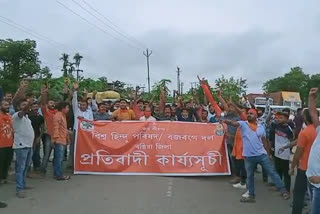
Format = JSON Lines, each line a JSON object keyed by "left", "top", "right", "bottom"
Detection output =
{"left": 15, "top": 148, "right": 33, "bottom": 192}
{"left": 68, "top": 130, "right": 76, "bottom": 168}
{"left": 245, "top": 154, "right": 286, "bottom": 197}
{"left": 40, "top": 134, "right": 53, "bottom": 173}
{"left": 309, "top": 183, "right": 320, "bottom": 214}
{"left": 53, "top": 143, "right": 66, "bottom": 178}
{"left": 32, "top": 137, "right": 41, "bottom": 169}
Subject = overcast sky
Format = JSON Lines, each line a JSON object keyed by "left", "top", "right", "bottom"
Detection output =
{"left": 1, "top": 0, "right": 320, "bottom": 93}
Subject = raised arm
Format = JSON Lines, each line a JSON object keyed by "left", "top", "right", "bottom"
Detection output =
{"left": 159, "top": 89, "right": 167, "bottom": 113}
{"left": 91, "top": 90, "right": 98, "bottom": 112}
{"left": 13, "top": 80, "right": 28, "bottom": 106}
{"left": 217, "top": 90, "right": 229, "bottom": 112}
{"left": 41, "top": 84, "right": 49, "bottom": 106}
{"left": 309, "top": 88, "right": 320, "bottom": 127}
{"left": 72, "top": 82, "right": 79, "bottom": 113}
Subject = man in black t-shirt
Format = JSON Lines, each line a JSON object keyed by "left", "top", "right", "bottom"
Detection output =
{"left": 28, "top": 102, "right": 44, "bottom": 171}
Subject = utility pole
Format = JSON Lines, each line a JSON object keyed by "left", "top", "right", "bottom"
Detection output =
{"left": 143, "top": 48, "right": 152, "bottom": 93}
{"left": 181, "top": 82, "right": 184, "bottom": 95}
{"left": 76, "top": 69, "right": 83, "bottom": 82}
{"left": 176, "top": 67, "right": 181, "bottom": 94}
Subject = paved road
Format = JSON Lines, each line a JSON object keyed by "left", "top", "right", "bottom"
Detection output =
{"left": 0, "top": 172, "right": 292, "bottom": 214}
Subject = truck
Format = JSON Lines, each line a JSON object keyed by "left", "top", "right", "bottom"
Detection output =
{"left": 269, "top": 91, "right": 302, "bottom": 110}
{"left": 247, "top": 91, "right": 301, "bottom": 111}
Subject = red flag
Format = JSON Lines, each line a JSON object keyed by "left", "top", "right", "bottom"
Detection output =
{"left": 198, "top": 76, "right": 222, "bottom": 117}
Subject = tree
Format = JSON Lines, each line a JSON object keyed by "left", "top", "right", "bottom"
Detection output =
{"left": 0, "top": 39, "right": 41, "bottom": 92}
{"left": 73, "top": 53, "right": 83, "bottom": 70}
{"left": 149, "top": 79, "right": 172, "bottom": 101}
{"left": 37, "top": 66, "right": 52, "bottom": 80}
{"left": 215, "top": 76, "right": 247, "bottom": 102}
{"left": 263, "top": 67, "right": 310, "bottom": 104}
{"left": 60, "top": 53, "right": 69, "bottom": 77}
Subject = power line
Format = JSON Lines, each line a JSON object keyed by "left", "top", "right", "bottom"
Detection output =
{"left": 0, "top": 15, "right": 73, "bottom": 51}
{"left": 0, "top": 17, "right": 58, "bottom": 47}
{"left": 56, "top": 0, "right": 141, "bottom": 51}
{"left": 81, "top": 0, "right": 147, "bottom": 49}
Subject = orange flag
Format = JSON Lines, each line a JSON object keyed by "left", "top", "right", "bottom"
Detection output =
{"left": 198, "top": 76, "right": 222, "bottom": 117}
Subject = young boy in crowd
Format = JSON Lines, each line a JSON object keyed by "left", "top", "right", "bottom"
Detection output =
{"left": 269, "top": 112, "right": 294, "bottom": 193}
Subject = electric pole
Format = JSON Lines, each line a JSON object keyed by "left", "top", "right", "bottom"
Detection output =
{"left": 176, "top": 67, "right": 182, "bottom": 94}
{"left": 143, "top": 48, "right": 152, "bottom": 93}
{"left": 76, "top": 69, "right": 83, "bottom": 82}
{"left": 181, "top": 82, "right": 184, "bottom": 95}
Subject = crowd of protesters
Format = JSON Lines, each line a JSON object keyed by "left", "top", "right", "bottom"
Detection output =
{"left": 0, "top": 79, "right": 320, "bottom": 214}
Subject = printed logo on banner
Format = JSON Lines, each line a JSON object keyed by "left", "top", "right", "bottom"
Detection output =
{"left": 215, "top": 124, "right": 224, "bottom": 136}
{"left": 80, "top": 121, "right": 94, "bottom": 132}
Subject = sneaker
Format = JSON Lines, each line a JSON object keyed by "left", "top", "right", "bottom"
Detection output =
{"left": 0, "top": 201, "right": 7, "bottom": 208}
{"left": 242, "top": 190, "right": 250, "bottom": 198}
{"left": 233, "top": 183, "right": 247, "bottom": 189}
{"left": 229, "top": 177, "right": 241, "bottom": 184}
{"left": 240, "top": 196, "right": 256, "bottom": 203}
{"left": 16, "top": 191, "right": 26, "bottom": 198}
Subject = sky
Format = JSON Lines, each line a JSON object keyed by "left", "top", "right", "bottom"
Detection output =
{"left": 1, "top": 0, "right": 320, "bottom": 93}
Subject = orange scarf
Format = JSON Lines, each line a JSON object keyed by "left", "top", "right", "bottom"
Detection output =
{"left": 232, "top": 122, "right": 258, "bottom": 160}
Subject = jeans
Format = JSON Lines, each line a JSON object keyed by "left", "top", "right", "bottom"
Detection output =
{"left": 309, "top": 183, "right": 320, "bottom": 214}
{"left": 292, "top": 169, "right": 307, "bottom": 214}
{"left": 68, "top": 130, "right": 76, "bottom": 168}
{"left": 15, "top": 147, "right": 33, "bottom": 192}
{"left": 274, "top": 157, "right": 291, "bottom": 192}
{"left": 53, "top": 143, "right": 66, "bottom": 178}
{"left": 234, "top": 159, "right": 247, "bottom": 185}
{"left": 245, "top": 154, "right": 286, "bottom": 197}
{"left": 40, "top": 134, "right": 53, "bottom": 173}
{"left": 227, "top": 144, "right": 235, "bottom": 174}
{"left": 32, "top": 137, "right": 41, "bottom": 169}
{"left": 0, "top": 147, "right": 13, "bottom": 180}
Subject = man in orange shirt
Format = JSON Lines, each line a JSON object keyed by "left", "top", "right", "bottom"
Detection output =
{"left": 0, "top": 100, "right": 14, "bottom": 184}
{"left": 288, "top": 109, "right": 318, "bottom": 214}
{"left": 112, "top": 99, "right": 135, "bottom": 121}
{"left": 52, "top": 102, "right": 70, "bottom": 181}
{"left": 40, "top": 85, "right": 58, "bottom": 174}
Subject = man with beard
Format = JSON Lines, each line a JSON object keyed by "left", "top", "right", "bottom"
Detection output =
{"left": 112, "top": 99, "right": 135, "bottom": 121}
{"left": 0, "top": 100, "right": 14, "bottom": 185}
{"left": 13, "top": 99, "right": 35, "bottom": 198}
{"left": 222, "top": 109, "right": 290, "bottom": 203}
{"left": 40, "top": 85, "right": 58, "bottom": 175}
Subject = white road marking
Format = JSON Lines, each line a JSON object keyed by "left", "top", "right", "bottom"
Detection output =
{"left": 166, "top": 178, "right": 174, "bottom": 197}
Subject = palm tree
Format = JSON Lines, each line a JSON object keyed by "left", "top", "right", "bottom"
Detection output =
{"left": 60, "top": 53, "right": 69, "bottom": 77}
{"left": 73, "top": 53, "right": 83, "bottom": 70}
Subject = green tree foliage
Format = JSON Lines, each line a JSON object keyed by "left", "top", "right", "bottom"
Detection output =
{"left": 263, "top": 67, "right": 319, "bottom": 105}
{"left": 148, "top": 79, "right": 172, "bottom": 102}
{"left": 74, "top": 53, "right": 83, "bottom": 70}
{"left": 0, "top": 39, "right": 42, "bottom": 92}
{"left": 215, "top": 76, "right": 248, "bottom": 102}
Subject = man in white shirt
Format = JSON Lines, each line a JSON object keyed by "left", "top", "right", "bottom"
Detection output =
{"left": 69, "top": 82, "right": 93, "bottom": 168}
{"left": 140, "top": 106, "right": 156, "bottom": 121}
{"left": 13, "top": 99, "right": 34, "bottom": 198}
{"left": 306, "top": 88, "right": 320, "bottom": 214}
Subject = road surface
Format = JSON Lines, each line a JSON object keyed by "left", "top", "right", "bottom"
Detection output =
{"left": 0, "top": 172, "right": 292, "bottom": 214}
